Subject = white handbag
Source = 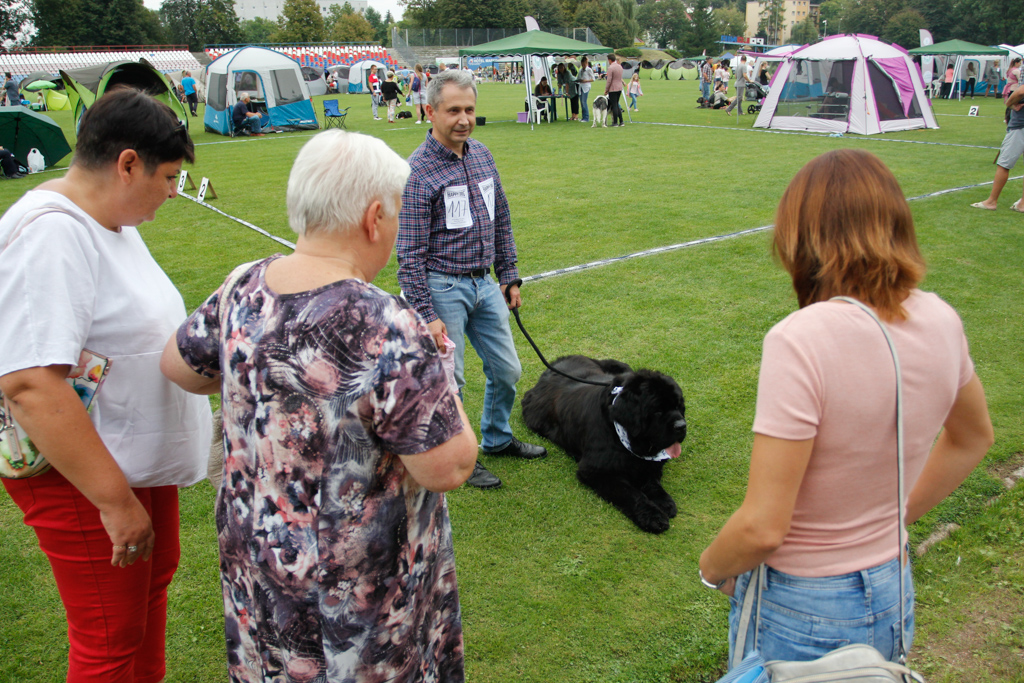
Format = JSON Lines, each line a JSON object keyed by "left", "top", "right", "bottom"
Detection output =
{"left": 727, "top": 298, "right": 926, "bottom": 683}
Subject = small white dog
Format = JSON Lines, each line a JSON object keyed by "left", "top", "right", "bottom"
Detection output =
{"left": 591, "top": 95, "right": 609, "bottom": 128}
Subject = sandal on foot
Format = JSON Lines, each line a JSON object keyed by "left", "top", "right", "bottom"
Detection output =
{"left": 1011, "top": 199, "right": 1024, "bottom": 213}
{"left": 970, "top": 201, "right": 996, "bottom": 210}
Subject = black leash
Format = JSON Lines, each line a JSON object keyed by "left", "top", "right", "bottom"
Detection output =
{"left": 504, "top": 278, "right": 612, "bottom": 387}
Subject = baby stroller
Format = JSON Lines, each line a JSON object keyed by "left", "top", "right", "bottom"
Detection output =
{"left": 745, "top": 81, "right": 769, "bottom": 115}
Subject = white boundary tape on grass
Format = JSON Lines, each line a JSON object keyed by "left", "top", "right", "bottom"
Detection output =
{"left": 178, "top": 173, "right": 1021, "bottom": 280}
{"left": 638, "top": 121, "right": 1000, "bottom": 150}
{"left": 178, "top": 191, "right": 296, "bottom": 250}
{"left": 522, "top": 174, "right": 1023, "bottom": 284}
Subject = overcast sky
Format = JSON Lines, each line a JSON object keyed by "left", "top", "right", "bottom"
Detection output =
{"left": 140, "top": 0, "right": 406, "bottom": 28}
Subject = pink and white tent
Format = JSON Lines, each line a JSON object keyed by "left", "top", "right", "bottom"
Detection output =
{"left": 753, "top": 34, "right": 938, "bottom": 136}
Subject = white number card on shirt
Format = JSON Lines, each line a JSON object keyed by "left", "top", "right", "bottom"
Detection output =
{"left": 478, "top": 177, "right": 495, "bottom": 222}
{"left": 444, "top": 185, "right": 473, "bottom": 230}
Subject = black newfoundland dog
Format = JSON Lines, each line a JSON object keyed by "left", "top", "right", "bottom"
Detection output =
{"left": 521, "top": 355, "right": 687, "bottom": 534}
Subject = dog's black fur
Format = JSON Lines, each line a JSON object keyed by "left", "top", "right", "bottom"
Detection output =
{"left": 522, "top": 355, "right": 687, "bottom": 533}
{"left": 397, "top": 110, "right": 413, "bottom": 119}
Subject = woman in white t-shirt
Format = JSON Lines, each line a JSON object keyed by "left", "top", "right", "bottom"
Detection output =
{"left": 578, "top": 56, "right": 595, "bottom": 123}
{"left": 0, "top": 89, "right": 212, "bottom": 681}
{"left": 699, "top": 149, "right": 993, "bottom": 668}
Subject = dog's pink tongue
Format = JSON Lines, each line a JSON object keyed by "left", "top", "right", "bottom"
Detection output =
{"left": 667, "top": 442, "right": 682, "bottom": 459}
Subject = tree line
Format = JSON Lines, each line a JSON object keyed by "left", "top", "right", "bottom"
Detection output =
{"left": 2, "top": 0, "right": 1016, "bottom": 57}
{"left": 752, "top": 0, "right": 1016, "bottom": 53}
{"left": 1, "top": 0, "right": 393, "bottom": 52}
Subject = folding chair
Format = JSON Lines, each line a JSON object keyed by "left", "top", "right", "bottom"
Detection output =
{"left": 323, "top": 98, "right": 349, "bottom": 129}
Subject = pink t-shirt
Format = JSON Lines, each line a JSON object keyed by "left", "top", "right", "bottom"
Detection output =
{"left": 753, "top": 290, "right": 974, "bottom": 577}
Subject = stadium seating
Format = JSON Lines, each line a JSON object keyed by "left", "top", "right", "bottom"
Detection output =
{"left": 0, "top": 50, "right": 203, "bottom": 80}
{"left": 205, "top": 44, "right": 397, "bottom": 70}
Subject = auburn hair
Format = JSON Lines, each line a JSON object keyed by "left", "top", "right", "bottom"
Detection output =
{"left": 773, "top": 149, "right": 925, "bottom": 321}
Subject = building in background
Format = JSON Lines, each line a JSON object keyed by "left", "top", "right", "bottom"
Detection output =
{"left": 235, "top": 0, "right": 368, "bottom": 23}
{"left": 745, "top": 1, "right": 819, "bottom": 45}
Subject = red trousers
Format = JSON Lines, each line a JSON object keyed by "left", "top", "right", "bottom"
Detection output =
{"left": 3, "top": 468, "right": 180, "bottom": 683}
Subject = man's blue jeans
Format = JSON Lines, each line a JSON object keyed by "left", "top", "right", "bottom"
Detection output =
{"left": 728, "top": 556, "right": 915, "bottom": 666}
{"left": 236, "top": 117, "right": 262, "bottom": 135}
{"left": 427, "top": 271, "right": 521, "bottom": 451}
{"left": 701, "top": 80, "right": 711, "bottom": 101}
{"left": 580, "top": 88, "right": 590, "bottom": 121}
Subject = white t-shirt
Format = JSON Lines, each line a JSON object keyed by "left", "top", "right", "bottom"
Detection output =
{"left": 579, "top": 66, "right": 594, "bottom": 93}
{"left": 0, "top": 190, "right": 212, "bottom": 487}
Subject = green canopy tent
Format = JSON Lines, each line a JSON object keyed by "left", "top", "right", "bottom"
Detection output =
{"left": 908, "top": 40, "right": 1008, "bottom": 99}
{"left": 459, "top": 30, "right": 610, "bottom": 128}
{"left": 60, "top": 60, "right": 189, "bottom": 129}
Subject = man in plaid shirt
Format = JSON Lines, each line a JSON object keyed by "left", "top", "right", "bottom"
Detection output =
{"left": 700, "top": 56, "right": 714, "bottom": 104}
{"left": 397, "top": 69, "right": 547, "bottom": 489}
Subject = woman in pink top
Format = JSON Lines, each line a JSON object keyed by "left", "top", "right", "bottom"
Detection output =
{"left": 699, "top": 149, "right": 994, "bottom": 667}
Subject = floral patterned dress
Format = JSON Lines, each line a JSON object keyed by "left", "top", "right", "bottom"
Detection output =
{"left": 176, "top": 257, "right": 466, "bottom": 683}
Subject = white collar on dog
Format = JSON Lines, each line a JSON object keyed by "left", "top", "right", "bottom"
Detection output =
{"left": 610, "top": 387, "right": 673, "bottom": 463}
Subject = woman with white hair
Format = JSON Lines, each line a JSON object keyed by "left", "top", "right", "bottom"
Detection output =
{"left": 161, "top": 130, "right": 478, "bottom": 682}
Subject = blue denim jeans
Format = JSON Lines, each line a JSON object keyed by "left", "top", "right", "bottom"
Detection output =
{"left": 701, "top": 80, "right": 711, "bottom": 101}
{"left": 581, "top": 88, "right": 590, "bottom": 121}
{"left": 427, "top": 271, "right": 521, "bottom": 450}
{"left": 237, "top": 116, "right": 262, "bottom": 135}
{"left": 629, "top": 93, "right": 638, "bottom": 109}
{"left": 728, "top": 556, "right": 915, "bottom": 666}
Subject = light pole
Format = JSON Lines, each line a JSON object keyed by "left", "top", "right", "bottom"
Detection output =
{"left": 822, "top": 20, "right": 827, "bottom": 37}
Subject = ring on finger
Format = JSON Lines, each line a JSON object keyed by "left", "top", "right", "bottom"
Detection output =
{"left": 127, "top": 545, "right": 138, "bottom": 553}
{"left": 113, "top": 545, "right": 126, "bottom": 550}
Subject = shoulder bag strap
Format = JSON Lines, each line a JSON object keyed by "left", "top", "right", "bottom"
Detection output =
{"left": 831, "top": 296, "right": 908, "bottom": 666}
{"left": 738, "top": 298, "right": 909, "bottom": 668}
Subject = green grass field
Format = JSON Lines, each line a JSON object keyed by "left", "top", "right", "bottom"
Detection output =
{"left": 1, "top": 80, "right": 1022, "bottom": 682}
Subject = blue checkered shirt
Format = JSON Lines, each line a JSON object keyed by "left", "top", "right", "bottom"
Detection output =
{"left": 397, "top": 132, "right": 519, "bottom": 324}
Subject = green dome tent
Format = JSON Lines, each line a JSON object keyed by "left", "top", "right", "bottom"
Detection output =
{"left": 60, "top": 60, "right": 189, "bottom": 129}
{"left": 640, "top": 59, "right": 667, "bottom": 79}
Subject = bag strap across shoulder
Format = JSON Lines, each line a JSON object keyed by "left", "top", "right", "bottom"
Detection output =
{"left": 732, "top": 297, "right": 909, "bottom": 670}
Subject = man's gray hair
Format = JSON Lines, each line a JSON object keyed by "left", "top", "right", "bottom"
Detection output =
{"left": 427, "top": 68, "right": 477, "bottom": 110}
{"left": 287, "top": 130, "right": 410, "bottom": 237}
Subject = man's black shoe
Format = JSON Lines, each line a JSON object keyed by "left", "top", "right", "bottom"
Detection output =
{"left": 485, "top": 437, "right": 547, "bottom": 460}
{"left": 466, "top": 461, "right": 501, "bottom": 489}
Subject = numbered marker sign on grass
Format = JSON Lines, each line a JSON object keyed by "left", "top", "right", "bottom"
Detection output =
{"left": 177, "top": 170, "right": 189, "bottom": 194}
{"left": 968, "top": 106, "right": 979, "bottom": 117}
{"left": 198, "top": 177, "right": 210, "bottom": 202}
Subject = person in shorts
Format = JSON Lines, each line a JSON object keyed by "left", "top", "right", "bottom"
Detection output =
{"left": 411, "top": 64, "right": 428, "bottom": 124}
{"left": 970, "top": 80, "right": 1024, "bottom": 211}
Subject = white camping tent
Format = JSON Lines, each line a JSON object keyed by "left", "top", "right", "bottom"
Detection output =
{"left": 166, "top": 69, "right": 206, "bottom": 102}
{"left": 204, "top": 46, "right": 318, "bottom": 135}
{"left": 347, "top": 59, "right": 388, "bottom": 93}
{"left": 746, "top": 44, "right": 801, "bottom": 84}
{"left": 300, "top": 66, "right": 328, "bottom": 97}
{"left": 754, "top": 34, "right": 938, "bottom": 135}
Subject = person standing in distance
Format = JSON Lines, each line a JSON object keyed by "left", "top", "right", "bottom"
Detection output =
{"left": 725, "top": 55, "right": 752, "bottom": 116}
{"left": 970, "top": 80, "right": 1024, "bottom": 211}
{"left": 604, "top": 53, "right": 625, "bottom": 127}
{"left": 700, "top": 57, "right": 714, "bottom": 105}
{"left": 397, "top": 69, "right": 547, "bottom": 489}
{"left": 578, "top": 56, "right": 595, "bottom": 123}
{"left": 368, "top": 64, "right": 383, "bottom": 120}
{"left": 181, "top": 71, "right": 198, "bottom": 117}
